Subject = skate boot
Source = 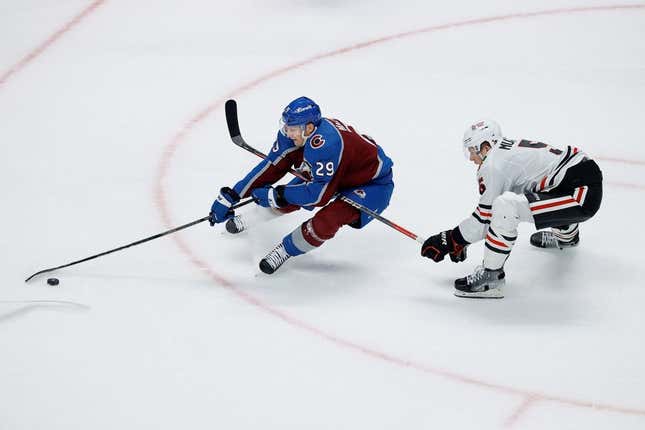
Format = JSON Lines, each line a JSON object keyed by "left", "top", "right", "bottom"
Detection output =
{"left": 454, "top": 266, "right": 505, "bottom": 299}
{"left": 259, "top": 243, "right": 291, "bottom": 274}
{"left": 225, "top": 215, "right": 247, "bottom": 234}
{"left": 530, "top": 231, "right": 579, "bottom": 249}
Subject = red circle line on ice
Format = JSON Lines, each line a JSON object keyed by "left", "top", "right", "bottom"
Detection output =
{"left": 0, "top": 0, "right": 107, "bottom": 88}
{"left": 154, "top": 5, "right": 645, "bottom": 428}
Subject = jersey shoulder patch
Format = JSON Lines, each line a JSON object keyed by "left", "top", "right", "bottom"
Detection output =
{"left": 306, "top": 120, "right": 341, "bottom": 155}
{"left": 309, "top": 134, "right": 325, "bottom": 149}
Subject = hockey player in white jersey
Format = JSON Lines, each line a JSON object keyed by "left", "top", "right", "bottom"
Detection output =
{"left": 420, "top": 120, "right": 603, "bottom": 298}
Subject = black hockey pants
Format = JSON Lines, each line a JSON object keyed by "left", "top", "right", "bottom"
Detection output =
{"left": 525, "top": 159, "right": 603, "bottom": 230}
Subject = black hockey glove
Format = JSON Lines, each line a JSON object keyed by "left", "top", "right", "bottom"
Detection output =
{"left": 449, "top": 245, "right": 467, "bottom": 263}
{"left": 421, "top": 227, "right": 468, "bottom": 263}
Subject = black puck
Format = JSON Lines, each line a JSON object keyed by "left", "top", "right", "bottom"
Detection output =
{"left": 47, "top": 278, "right": 60, "bottom": 286}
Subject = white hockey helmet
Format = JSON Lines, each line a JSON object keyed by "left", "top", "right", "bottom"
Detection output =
{"left": 462, "top": 119, "right": 502, "bottom": 158}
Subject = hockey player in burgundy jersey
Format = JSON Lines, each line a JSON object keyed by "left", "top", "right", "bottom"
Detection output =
{"left": 209, "top": 96, "right": 394, "bottom": 274}
{"left": 420, "top": 120, "right": 602, "bottom": 298}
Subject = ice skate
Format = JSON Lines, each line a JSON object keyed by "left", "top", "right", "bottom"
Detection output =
{"left": 530, "top": 231, "right": 579, "bottom": 249}
{"left": 454, "top": 266, "right": 505, "bottom": 299}
{"left": 259, "top": 243, "right": 291, "bottom": 274}
{"left": 225, "top": 215, "right": 246, "bottom": 234}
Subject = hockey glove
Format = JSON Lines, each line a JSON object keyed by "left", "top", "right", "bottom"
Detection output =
{"left": 251, "top": 186, "right": 288, "bottom": 209}
{"left": 209, "top": 187, "right": 240, "bottom": 226}
{"left": 449, "top": 245, "right": 468, "bottom": 263}
{"left": 421, "top": 227, "right": 468, "bottom": 263}
{"left": 251, "top": 186, "right": 278, "bottom": 208}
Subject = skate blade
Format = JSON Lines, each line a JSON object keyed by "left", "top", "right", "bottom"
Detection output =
{"left": 530, "top": 244, "right": 578, "bottom": 251}
{"left": 530, "top": 237, "right": 579, "bottom": 250}
{"left": 454, "top": 287, "right": 504, "bottom": 299}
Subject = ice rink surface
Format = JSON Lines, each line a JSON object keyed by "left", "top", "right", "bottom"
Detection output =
{"left": 1, "top": 1, "right": 645, "bottom": 429}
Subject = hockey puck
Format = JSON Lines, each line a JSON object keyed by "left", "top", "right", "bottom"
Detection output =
{"left": 47, "top": 278, "right": 60, "bottom": 286}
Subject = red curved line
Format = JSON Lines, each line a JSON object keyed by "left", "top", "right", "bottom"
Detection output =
{"left": 597, "top": 156, "right": 645, "bottom": 166}
{"left": 607, "top": 181, "right": 645, "bottom": 190}
{"left": 155, "top": 4, "right": 645, "bottom": 423}
{"left": 505, "top": 396, "right": 540, "bottom": 428}
{"left": 0, "top": 0, "right": 107, "bottom": 88}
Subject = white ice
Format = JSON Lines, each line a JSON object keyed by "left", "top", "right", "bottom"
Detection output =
{"left": 1, "top": 1, "right": 645, "bottom": 429}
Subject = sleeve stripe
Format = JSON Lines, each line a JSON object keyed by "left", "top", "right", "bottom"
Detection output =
{"left": 488, "top": 228, "right": 517, "bottom": 242}
{"left": 272, "top": 146, "right": 300, "bottom": 165}
{"left": 476, "top": 207, "right": 492, "bottom": 218}
{"left": 472, "top": 212, "right": 490, "bottom": 224}
{"left": 486, "top": 234, "right": 510, "bottom": 249}
{"left": 238, "top": 160, "right": 272, "bottom": 197}
{"left": 485, "top": 242, "right": 511, "bottom": 254}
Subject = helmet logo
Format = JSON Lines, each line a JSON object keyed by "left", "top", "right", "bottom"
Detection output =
{"left": 353, "top": 189, "right": 367, "bottom": 199}
{"left": 310, "top": 134, "right": 325, "bottom": 149}
{"left": 472, "top": 121, "right": 485, "bottom": 130}
{"left": 293, "top": 105, "right": 313, "bottom": 113}
{"left": 283, "top": 97, "right": 321, "bottom": 127}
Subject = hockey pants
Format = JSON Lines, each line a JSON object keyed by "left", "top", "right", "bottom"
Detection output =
{"left": 484, "top": 159, "right": 602, "bottom": 269}
{"left": 282, "top": 173, "right": 394, "bottom": 256}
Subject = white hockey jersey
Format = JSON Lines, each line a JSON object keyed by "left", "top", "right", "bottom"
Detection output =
{"left": 458, "top": 138, "right": 588, "bottom": 243}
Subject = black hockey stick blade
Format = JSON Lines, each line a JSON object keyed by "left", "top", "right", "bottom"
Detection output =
{"left": 225, "top": 99, "right": 240, "bottom": 138}
{"left": 224, "top": 99, "right": 267, "bottom": 159}
{"left": 25, "top": 197, "right": 256, "bottom": 283}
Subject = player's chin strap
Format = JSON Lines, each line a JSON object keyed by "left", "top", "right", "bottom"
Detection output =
{"left": 301, "top": 125, "right": 316, "bottom": 141}
{"left": 224, "top": 98, "right": 427, "bottom": 245}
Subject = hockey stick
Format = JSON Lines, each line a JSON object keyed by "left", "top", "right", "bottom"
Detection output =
{"left": 24, "top": 197, "right": 256, "bottom": 282}
{"left": 224, "top": 99, "right": 426, "bottom": 244}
